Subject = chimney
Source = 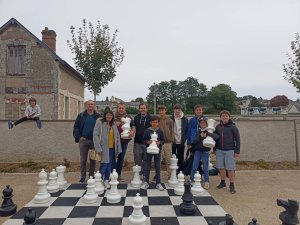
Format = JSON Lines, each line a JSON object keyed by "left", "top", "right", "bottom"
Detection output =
{"left": 41, "top": 27, "right": 57, "bottom": 52}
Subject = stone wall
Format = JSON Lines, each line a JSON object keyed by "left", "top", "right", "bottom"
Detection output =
{"left": 0, "top": 120, "right": 299, "bottom": 164}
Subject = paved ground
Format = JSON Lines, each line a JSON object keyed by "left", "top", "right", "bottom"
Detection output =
{"left": 1, "top": 170, "right": 300, "bottom": 225}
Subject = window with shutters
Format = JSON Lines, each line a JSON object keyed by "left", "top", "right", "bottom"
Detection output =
{"left": 7, "top": 46, "right": 26, "bottom": 75}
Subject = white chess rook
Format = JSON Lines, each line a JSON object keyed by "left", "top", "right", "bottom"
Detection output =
{"left": 34, "top": 169, "right": 51, "bottom": 204}
{"left": 94, "top": 171, "right": 105, "bottom": 195}
{"left": 56, "top": 165, "right": 67, "bottom": 190}
{"left": 106, "top": 169, "right": 121, "bottom": 203}
{"left": 128, "top": 193, "right": 147, "bottom": 225}
{"left": 121, "top": 117, "right": 131, "bottom": 138}
{"left": 47, "top": 169, "right": 59, "bottom": 193}
{"left": 131, "top": 165, "right": 142, "bottom": 188}
{"left": 191, "top": 171, "right": 204, "bottom": 195}
{"left": 83, "top": 177, "right": 99, "bottom": 204}
{"left": 168, "top": 154, "right": 179, "bottom": 188}
{"left": 203, "top": 119, "right": 216, "bottom": 148}
{"left": 146, "top": 131, "right": 159, "bottom": 154}
{"left": 174, "top": 171, "right": 185, "bottom": 196}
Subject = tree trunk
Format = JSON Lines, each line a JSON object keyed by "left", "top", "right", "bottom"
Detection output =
{"left": 93, "top": 93, "right": 97, "bottom": 107}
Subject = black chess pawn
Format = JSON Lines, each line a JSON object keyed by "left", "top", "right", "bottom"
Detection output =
{"left": 277, "top": 199, "right": 299, "bottom": 225}
{"left": 23, "top": 207, "right": 36, "bottom": 225}
{"left": 0, "top": 185, "right": 17, "bottom": 217}
{"left": 179, "top": 182, "right": 196, "bottom": 215}
{"left": 219, "top": 214, "right": 238, "bottom": 225}
{"left": 248, "top": 218, "right": 260, "bottom": 225}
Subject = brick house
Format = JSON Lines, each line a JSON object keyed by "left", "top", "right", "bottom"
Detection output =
{"left": 0, "top": 18, "right": 85, "bottom": 120}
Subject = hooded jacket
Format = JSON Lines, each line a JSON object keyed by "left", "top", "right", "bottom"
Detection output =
{"left": 187, "top": 114, "right": 207, "bottom": 145}
{"left": 170, "top": 112, "right": 188, "bottom": 146}
{"left": 143, "top": 127, "right": 165, "bottom": 150}
{"left": 133, "top": 113, "right": 151, "bottom": 144}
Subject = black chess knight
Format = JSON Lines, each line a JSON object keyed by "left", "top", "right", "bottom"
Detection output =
{"left": 277, "top": 199, "right": 299, "bottom": 225}
{"left": 0, "top": 185, "right": 17, "bottom": 217}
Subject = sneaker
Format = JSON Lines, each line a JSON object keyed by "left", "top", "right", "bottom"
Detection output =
{"left": 104, "top": 180, "right": 110, "bottom": 189}
{"left": 230, "top": 185, "right": 236, "bottom": 194}
{"left": 203, "top": 182, "right": 210, "bottom": 190}
{"left": 216, "top": 182, "right": 226, "bottom": 189}
{"left": 141, "top": 182, "right": 149, "bottom": 190}
{"left": 36, "top": 120, "right": 42, "bottom": 129}
{"left": 79, "top": 178, "right": 86, "bottom": 183}
{"left": 156, "top": 183, "right": 165, "bottom": 191}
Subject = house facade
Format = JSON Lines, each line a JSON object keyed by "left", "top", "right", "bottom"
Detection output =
{"left": 0, "top": 18, "right": 84, "bottom": 120}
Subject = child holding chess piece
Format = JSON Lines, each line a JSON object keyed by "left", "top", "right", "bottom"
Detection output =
{"left": 214, "top": 110, "right": 240, "bottom": 194}
{"left": 141, "top": 116, "right": 165, "bottom": 191}
{"left": 93, "top": 110, "right": 122, "bottom": 188}
{"left": 8, "top": 97, "right": 42, "bottom": 129}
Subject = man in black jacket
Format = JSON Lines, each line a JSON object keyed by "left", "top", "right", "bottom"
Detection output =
{"left": 73, "top": 100, "right": 101, "bottom": 183}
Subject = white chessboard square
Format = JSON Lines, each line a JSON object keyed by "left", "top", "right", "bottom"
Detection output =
{"left": 2, "top": 219, "right": 23, "bottom": 225}
{"left": 124, "top": 196, "right": 149, "bottom": 206}
{"left": 25, "top": 197, "right": 57, "bottom": 207}
{"left": 149, "top": 205, "right": 177, "bottom": 217}
{"left": 177, "top": 216, "right": 208, "bottom": 225}
{"left": 192, "top": 189, "right": 211, "bottom": 197}
{"left": 95, "top": 206, "right": 124, "bottom": 218}
{"left": 197, "top": 205, "right": 227, "bottom": 217}
{"left": 147, "top": 189, "right": 170, "bottom": 197}
{"left": 169, "top": 196, "right": 183, "bottom": 205}
{"left": 63, "top": 218, "right": 95, "bottom": 225}
{"left": 126, "top": 183, "right": 143, "bottom": 190}
{"left": 104, "top": 189, "right": 127, "bottom": 197}
{"left": 76, "top": 197, "right": 103, "bottom": 206}
{"left": 39, "top": 206, "right": 74, "bottom": 218}
{"left": 59, "top": 189, "right": 86, "bottom": 197}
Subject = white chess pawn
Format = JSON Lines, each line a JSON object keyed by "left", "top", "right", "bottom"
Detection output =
{"left": 168, "top": 154, "right": 179, "bottom": 188}
{"left": 56, "top": 165, "right": 67, "bottom": 190}
{"left": 191, "top": 171, "right": 204, "bottom": 196}
{"left": 106, "top": 169, "right": 121, "bottom": 203}
{"left": 47, "top": 169, "right": 59, "bottom": 193}
{"left": 34, "top": 168, "right": 51, "bottom": 203}
{"left": 174, "top": 171, "right": 184, "bottom": 196}
{"left": 83, "top": 176, "right": 99, "bottom": 204}
{"left": 131, "top": 165, "right": 142, "bottom": 188}
{"left": 94, "top": 171, "right": 105, "bottom": 195}
{"left": 128, "top": 193, "right": 147, "bottom": 225}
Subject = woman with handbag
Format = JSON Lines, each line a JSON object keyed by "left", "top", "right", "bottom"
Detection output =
{"left": 93, "top": 110, "right": 122, "bottom": 188}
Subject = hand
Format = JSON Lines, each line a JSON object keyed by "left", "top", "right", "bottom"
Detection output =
{"left": 156, "top": 141, "right": 160, "bottom": 146}
{"left": 79, "top": 137, "right": 86, "bottom": 142}
{"left": 234, "top": 153, "right": 240, "bottom": 158}
{"left": 115, "top": 121, "right": 121, "bottom": 126}
{"left": 200, "top": 132, "right": 206, "bottom": 138}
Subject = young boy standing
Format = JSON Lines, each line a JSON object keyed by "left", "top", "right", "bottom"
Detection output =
{"left": 141, "top": 116, "right": 165, "bottom": 191}
{"left": 215, "top": 110, "right": 240, "bottom": 194}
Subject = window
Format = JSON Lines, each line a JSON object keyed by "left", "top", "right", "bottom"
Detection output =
{"left": 64, "top": 96, "right": 69, "bottom": 119}
{"left": 77, "top": 100, "right": 81, "bottom": 114}
{"left": 7, "top": 46, "right": 26, "bottom": 75}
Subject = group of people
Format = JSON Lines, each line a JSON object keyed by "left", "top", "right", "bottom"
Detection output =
{"left": 73, "top": 100, "right": 240, "bottom": 194}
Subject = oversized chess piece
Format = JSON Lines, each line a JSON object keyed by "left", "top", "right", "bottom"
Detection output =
{"left": 34, "top": 169, "right": 51, "bottom": 204}
{"left": 83, "top": 177, "right": 98, "bottom": 204}
{"left": 219, "top": 214, "right": 237, "bottom": 225}
{"left": 56, "top": 165, "right": 67, "bottom": 190}
{"left": 146, "top": 131, "right": 159, "bottom": 154}
{"left": 121, "top": 117, "right": 131, "bottom": 138}
{"left": 168, "top": 154, "right": 179, "bottom": 188}
{"left": 203, "top": 119, "right": 216, "bottom": 148}
{"left": 128, "top": 193, "right": 147, "bottom": 225}
{"left": 277, "top": 199, "right": 299, "bottom": 225}
{"left": 174, "top": 171, "right": 185, "bottom": 195}
{"left": 248, "top": 218, "right": 260, "bottom": 225}
{"left": 191, "top": 171, "right": 204, "bottom": 195}
{"left": 47, "top": 169, "right": 59, "bottom": 193}
{"left": 106, "top": 169, "right": 121, "bottom": 203}
{"left": 179, "top": 182, "right": 196, "bottom": 215}
{"left": 131, "top": 165, "right": 142, "bottom": 188}
{"left": 23, "top": 207, "right": 36, "bottom": 225}
{"left": 94, "top": 171, "right": 105, "bottom": 195}
{"left": 0, "top": 185, "right": 17, "bottom": 217}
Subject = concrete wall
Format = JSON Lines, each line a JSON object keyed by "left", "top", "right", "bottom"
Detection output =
{"left": 0, "top": 120, "right": 299, "bottom": 163}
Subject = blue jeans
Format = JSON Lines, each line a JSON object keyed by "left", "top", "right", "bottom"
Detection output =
{"left": 116, "top": 142, "right": 128, "bottom": 176}
{"left": 99, "top": 148, "right": 115, "bottom": 181}
{"left": 190, "top": 151, "right": 209, "bottom": 182}
{"left": 145, "top": 153, "right": 161, "bottom": 184}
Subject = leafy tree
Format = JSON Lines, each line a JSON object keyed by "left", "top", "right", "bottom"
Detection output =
{"left": 68, "top": 19, "right": 124, "bottom": 102}
{"left": 283, "top": 33, "right": 300, "bottom": 92}
{"left": 134, "top": 97, "right": 144, "bottom": 102}
{"left": 270, "top": 95, "right": 289, "bottom": 107}
{"left": 249, "top": 97, "right": 264, "bottom": 107}
{"left": 125, "top": 107, "right": 139, "bottom": 115}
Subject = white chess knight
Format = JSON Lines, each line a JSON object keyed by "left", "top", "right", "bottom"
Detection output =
{"left": 191, "top": 171, "right": 204, "bottom": 196}
{"left": 146, "top": 131, "right": 159, "bottom": 154}
{"left": 46, "top": 169, "right": 59, "bottom": 193}
{"left": 34, "top": 169, "right": 51, "bottom": 203}
{"left": 128, "top": 193, "right": 147, "bottom": 225}
{"left": 56, "top": 165, "right": 67, "bottom": 190}
{"left": 203, "top": 119, "right": 216, "bottom": 148}
{"left": 121, "top": 117, "right": 131, "bottom": 138}
{"left": 83, "top": 177, "right": 99, "bottom": 204}
{"left": 168, "top": 154, "right": 179, "bottom": 188}
{"left": 131, "top": 165, "right": 142, "bottom": 188}
{"left": 106, "top": 169, "right": 121, "bottom": 203}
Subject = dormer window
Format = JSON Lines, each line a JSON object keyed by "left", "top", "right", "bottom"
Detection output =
{"left": 7, "top": 45, "right": 26, "bottom": 75}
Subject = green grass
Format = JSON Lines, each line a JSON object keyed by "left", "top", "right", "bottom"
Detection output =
{"left": 255, "top": 159, "right": 270, "bottom": 169}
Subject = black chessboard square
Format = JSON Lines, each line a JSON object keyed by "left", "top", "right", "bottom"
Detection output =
{"left": 50, "top": 190, "right": 64, "bottom": 197}
{"left": 173, "top": 205, "right": 202, "bottom": 217}
{"left": 123, "top": 205, "right": 150, "bottom": 217}
{"left": 193, "top": 196, "right": 218, "bottom": 205}
{"left": 101, "top": 197, "right": 126, "bottom": 206}
{"left": 148, "top": 196, "right": 172, "bottom": 205}
{"left": 51, "top": 197, "right": 80, "bottom": 206}
{"left": 10, "top": 207, "right": 48, "bottom": 219}
{"left": 148, "top": 182, "right": 166, "bottom": 189}
{"left": 126, "top": 189, "right": 147, "bottom": 197}
{"left": 150, "top": 217, "right": 180, "bottom": 225}
{"left": 67, "top": 183, "right": 86, "bottom": 189}
{"left": 36, "top": 218, "right": 66, "bottom": 224}
{"left": 68, "top": 206, "right": 99, "bottom": 218}
{"left": 117, "top": 183, "right": 128, "bottom": 189}
{"left": 93, "top": 217, "right": 123, "bottom": 225}
{"left": 166, "top": 189, "right": 178, "bottom": 196}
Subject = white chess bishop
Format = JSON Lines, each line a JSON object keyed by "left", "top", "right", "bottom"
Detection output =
{"left": 121, "top": 117, "right": 131, "bottom": 138}
{"left": 131, "top": 165, "right": 142, "bottom": 188}
{"left": 168, "top": 154, "right": 179, "bottom": 188}
{"left": 46, "top": 169, "right": 59, "bottom": 193}
{"left": 34, "top": 169, "right": 51, "bottom": 204}
{"left": 146, "top": 131, "right": 159, "bottom": 154}
{"left": 83, "top": 177, "right": 99, "bottom": 204}
{"left": 106, "top": 169, "right": 121, "bottom": 203}
{"left": 128, "top": 193, "right": 147, "bottom": 225}
{"left": 203, "top": 119, "right": 216, "bottom": 148}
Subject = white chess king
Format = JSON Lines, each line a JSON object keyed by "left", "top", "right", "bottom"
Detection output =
{"left": 121, "top": 117, "right": 131, "bottom": 138}
{"left": 146, "top": 131, "right": 159, "bottom": 154}
{"left": 203, "top": 119, "right": 216, "bottom": 148}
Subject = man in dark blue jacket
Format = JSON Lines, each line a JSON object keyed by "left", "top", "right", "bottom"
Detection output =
{"left": 73, "top": 100, "right": 101, "bottom": 183}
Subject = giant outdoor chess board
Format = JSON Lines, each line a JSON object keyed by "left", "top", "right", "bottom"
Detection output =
{"left": 4, "top": 182, "right": 227, "bottom": 225}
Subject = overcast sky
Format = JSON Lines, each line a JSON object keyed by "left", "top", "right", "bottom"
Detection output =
{"left": 1, "top": 0, "right": 300, "bottom": 101}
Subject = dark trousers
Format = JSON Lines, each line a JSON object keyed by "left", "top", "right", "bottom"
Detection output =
{"left": 145, "top": 153, "right": 161, "bottom": 184}
{"left": 116, "top": 142, "right": 129, "bottom": 176}
{"left": 172, "top": 143, "right": 185, "bottom": 173}
{"left": 79, "top": 139, "right": 96, "bottom": 179}
{"left": 14, "top": 116, "right": 41, "bottom": 128}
